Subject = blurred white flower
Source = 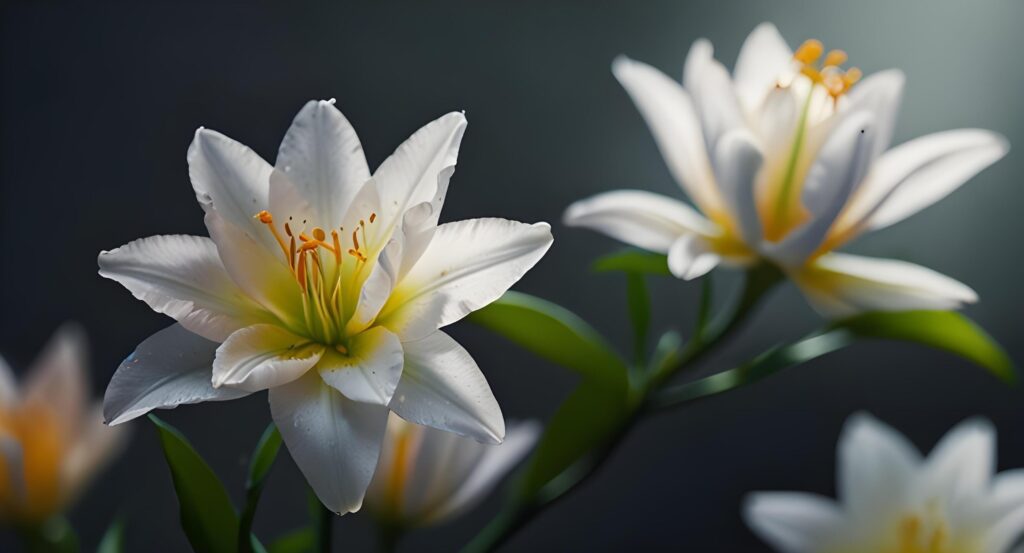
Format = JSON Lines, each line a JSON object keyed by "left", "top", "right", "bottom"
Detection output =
{"left": 365, "top": 413, "right": 539, "bottom": 527}
{"left": 98, "top": 100, "right": 553, "bottom": 514}
{"left": 745, "top": 413, "right": 1024, "bottom": 553}
{"left": 564, "top": 22, "right": 1008, "bottom": 317}
{"left": 0, "top": 326, "right": 125, "bottom": 523}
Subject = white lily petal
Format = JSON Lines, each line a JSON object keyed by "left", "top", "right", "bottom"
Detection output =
{"left": 0, "top": 435, "right": 26, "bottom": 508}
{"left": 103, "top": 324, "right": 249, "bottom": 425}
{"left": 337, "top": 176, "right": 387, "bottom": 261}
{"left": 837, "top": 412, "right": 921, "bottom": 519}
{"left": 395, "top": 201, "right": 439, "bottom": 280}
{"left": 269, "top": 371, "right": 389, "bottom": 514}
{"left": 23, "top": 325, "right": 88, "bottom": 437}
{"left": 792, "top": 253, "right": 978, "bottom": 318}
{"left": 845, "top": 69, "right": 905, "bottom": 159}
{"left": 381, "top": 219, "right": 552, "bottom": 340}
{"left": 0, "top": 355, "right": 17, "bottom": 405}
{"left": 187, "top": 127, "right": 274, "bottom": 249}
{"left": 346, "top": 239, "right": 401, "bottom": 336}
{"left": 319, "top": 326, "right": 404, "bottom": 406}
{"left": 839, "top": 129, "right": 1009, "bottom": 235}
{"left": 268, "top": 169, "right": 314, "bottom": 229}
{"left": 212, "top": 325, "right": 324, "bottom": 392}
{"left": 393, "top": 417, "right": 482, "bottom": 524}
{"left": 986, "top": 470, "right": 1024, "bottom": 553}
{"left": 713, "top": 128, "right": 764, "bottom": 246}
{"left": 427, "top": 419, "right": 541, "bottom": 524}
{"left": 205, "top": 211, "right": 303, "bottom": 327}
{"left": 733, "top": 23, "right": 794, "bottom": 113}
{"left": 564, "top": 189, "right": 718, "bottom": 253}
{"left": 98, "top": 234, "right": 267, "bottom": 342}
{"left": 923, "top": 417, "right": 995, "bottom": 501}
{"left": 390, "top": 331, "right": 503, "bottom": 444}
{"left": 743, "top": 492, "right": 844, "bottom": 553}
{"left": 611, "top": 56, "right": 723, "bottom": 215}
{"left": 276, "top": 100, "right": 371, "bottom": 229}
{"left": 372, "top": 112, "right": 466, "bottom": 235}
{"left": 63, "top": 404, "right": 127, "bottom": 501}
{"left": 683, "top": 39, "right": 746, "bottom": 154}
{"left": 667, "top": 234, "right": 720, "bottom": 280}
{"left": 768, "top": 111, "right": 875, "bottom": 267}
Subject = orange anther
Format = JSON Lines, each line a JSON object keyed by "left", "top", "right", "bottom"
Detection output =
{"left": 369, "top": 212, "right": 377, "bottom": 223}
{"left": 256, "top": 210, "right": 274, "bottom": 224}
{"left": 824, "top": 49, "right": 847, "bottom": 67}
{"left": 794, "top": 39, "right": 824, "bottom": 64}
{"left": 312, "top": 227, "right": 326, "bottom": 241}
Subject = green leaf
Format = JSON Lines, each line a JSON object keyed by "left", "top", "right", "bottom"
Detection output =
{"left": 239, "top": 424, "right": 283, "bottom": 553}
{"left": 267, "top": 529, "right": 314, "bottom": 553}
{"left": 96, "top": 517, "right": 124, "bottom": 553}
{"left": 150, "top": 414, "right": 240, "bottom": 553}
{"left": 592, "top": 249, "right": 671, "bottom": 276}
{"left": 835, "top": 310, "right": 1015, "bottom": 383}
{"left": 626, "top": 273, "right": 650, "bottom": 365}
{"left": 515, "top": 379, "right": 630, "bottom": 501}
{"left": 469, "top": 291, "right": 628, "bottom": 389}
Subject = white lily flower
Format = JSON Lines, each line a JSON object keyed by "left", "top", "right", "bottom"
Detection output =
{"left": 745, "top": 413, "right": 1024, "bottom": 553}
{"left": 564, "top": 23, "right": 1008, "bottom": 317}
{"left": 365, "top": 413, "right": 539, "bottom": 527}
{"left": 0, "top": 326, "right": 125, "bottom": 523}
{"left": 98, "top": 100, "right": 553, "bottom": 514}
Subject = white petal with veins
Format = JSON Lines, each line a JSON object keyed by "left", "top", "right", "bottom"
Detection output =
{"left": 104, "top": 324, "right": 249, "bottom": 425}
{"left": 319, "top": 326, "right": 404, "bottom": 406}
{"left": 791, "top": 253, "right": 977, "bottom": 318}
{"left": 213, "top": 325, "right": 324, "bottom": 392}
{"left": 276, "top": 99, "right": 371, "bottom": 229}
{"left": 390, "top": 331, "right": 503, "bottom": 444}
{"left": 270, "top": 371, "right": 389, "bottom": 514}
{"left": 99, "top": 234, "right": 267, "bottom": 342}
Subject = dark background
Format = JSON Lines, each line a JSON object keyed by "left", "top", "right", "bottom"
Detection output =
{"left": 2, "top": 1, "right": 1023, "bottom": 551}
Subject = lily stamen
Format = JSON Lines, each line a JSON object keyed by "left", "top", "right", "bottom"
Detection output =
{"left": 255, "top": 210, "right": 290, "bottom": 261}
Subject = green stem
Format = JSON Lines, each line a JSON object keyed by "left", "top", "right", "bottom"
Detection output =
{"left": 648, "top": 262, "right": 782, "bottom": 388}
{"left": 461, "top": 264, "right": 782, "bottom": 553}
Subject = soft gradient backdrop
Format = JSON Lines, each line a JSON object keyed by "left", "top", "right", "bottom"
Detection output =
{"left": 2, "top": 1, "right": 1022, "bottom": 551}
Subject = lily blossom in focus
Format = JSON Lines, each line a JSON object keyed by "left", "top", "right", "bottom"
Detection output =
{"left": 98, "top": 100, "right": 553, "bottom": 514}
{"left": 564, "top": 23, "right": 1008, "bottom": 317}
{"left": 365, "top": 413, "right": 539, "bottom": 528}
{"left": 745, "top": 413, "right": 1024, "bottom": 553}
{"left": 0, "top": 326, "right": 125, "bottom": 523}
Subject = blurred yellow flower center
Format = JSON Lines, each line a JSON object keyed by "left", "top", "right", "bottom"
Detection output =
{"left": 792, "top": 39, "right": 862, "bottom": 99}
{"left": 0, "top": 403, "right": 65, "bottom": 522}
{"left": 256, "top": 209, "right": 380, "bottom": 348}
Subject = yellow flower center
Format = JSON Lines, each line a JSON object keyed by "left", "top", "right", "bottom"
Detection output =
{"left": 0, "top": 403, "right": 66, "bottom": 522}
{"left": 256, "top": 209, "right": 380, "bottom": 348}
{"left": 892, "top": 512, "right": 952, "bottom": 553}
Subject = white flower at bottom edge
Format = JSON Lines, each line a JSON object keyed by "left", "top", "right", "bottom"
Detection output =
{"left": 364, "top": 413, "right": 539, "bottom": 528}
{"left": 563, "top": 22, "right": 1008, "bottom": 318}
{"left": 744, "top": 413, "right": 1024, "bottom": 553}
{"left": 0, "top": 326, "right": 126, "bottom": 524}
{"left": 98, "top": 100, "right": 553, "bottom": 514}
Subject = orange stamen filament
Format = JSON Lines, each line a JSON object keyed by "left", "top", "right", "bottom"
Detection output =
{"left": 254, "top": 209, "right": 383, "bottom": 344}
